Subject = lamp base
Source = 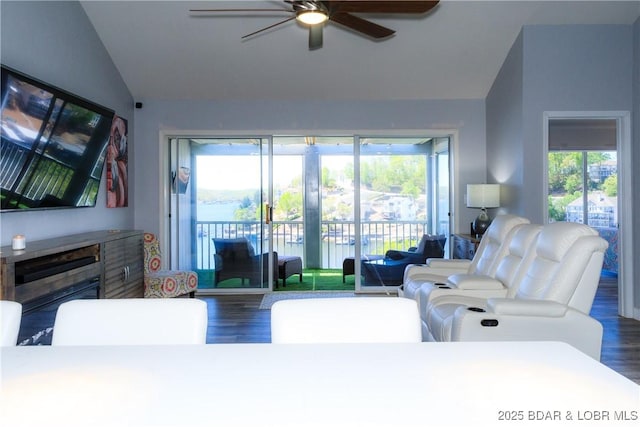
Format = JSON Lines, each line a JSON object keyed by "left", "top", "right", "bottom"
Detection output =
{"left": 473, "top": 210, "right": 491, "bottom": 236}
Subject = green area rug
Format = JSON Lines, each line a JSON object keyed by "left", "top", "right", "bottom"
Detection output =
{"left": 277, "top": 269, "right": 354, "bottom": 291}
{"left": 196, "top": 268, "right": 355, "bottom": 291}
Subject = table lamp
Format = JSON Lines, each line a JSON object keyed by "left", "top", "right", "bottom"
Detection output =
{"left": 467, "top": 184, "right": 500, "bottom": 236}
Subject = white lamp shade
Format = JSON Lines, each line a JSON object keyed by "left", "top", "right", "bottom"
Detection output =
{"left": 467, "top": 184, "right": 500, "bottom": 208}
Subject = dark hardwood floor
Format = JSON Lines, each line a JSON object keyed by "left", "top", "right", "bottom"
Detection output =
{"left": 590, "top": 276, "right": 640, "bottom": 384}
{"left": 200, "top": 277, "right": 640, "bottom": 384}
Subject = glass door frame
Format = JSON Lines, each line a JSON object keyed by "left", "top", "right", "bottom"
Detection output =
{"left": 542, "top": 111, "right": 634, "bottom": 319}
{"left": 352, "top": 135, "right": 450, "bottom": 293}
{"left": 160, "top": 129, "right": 456, "bottom": 296}
{"left": 165, "top": 135, "right": 276, "bottom": 295}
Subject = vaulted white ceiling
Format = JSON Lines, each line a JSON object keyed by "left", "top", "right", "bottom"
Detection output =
{"left": 81, "top": 1, "right": 640, "bottom": 101}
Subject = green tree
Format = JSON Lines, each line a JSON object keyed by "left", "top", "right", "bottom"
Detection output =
{"left": 548, "top": 192, "right": 581, "bottom": 222}
{"left": 322, "top": 167, "right": 336, "bottom": 188}
{"left": 548, "top": 196, "right": 566, "bottom": 222}
{"left": 275, "top": 191, "right": 303, "bottom": 220}
{"left": 603, "top": 174, "right": 617, "bottom": 196}
{"left": 234, "top": 195, "right": 257, "bottom": 221}
{"left": 564, "top": 173, "right": 583, "bottom": 194}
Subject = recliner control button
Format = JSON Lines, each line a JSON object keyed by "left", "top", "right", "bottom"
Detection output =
{"left": 481, "top": 319, "right": 499, "bottom": 327}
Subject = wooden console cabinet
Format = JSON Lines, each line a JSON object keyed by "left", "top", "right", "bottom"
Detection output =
{"left": 103, "top": 233, "right": 144, "bottom": 298}
{"left": 0, "top": 230, "right": 144, "bottom": 303}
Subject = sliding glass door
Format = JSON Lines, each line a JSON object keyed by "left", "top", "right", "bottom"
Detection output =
{"left": 167, "top": 133, "right": 450, "bottom": 294}
{"left": 169, "top": 137, "right": 274, "bottom": 293}
{"left": 356, "top": 137, "right": 449, "bottom": 291}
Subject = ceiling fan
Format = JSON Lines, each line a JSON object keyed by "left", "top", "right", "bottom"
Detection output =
{"left": 190, "top": 1, "right": 440, "bottom": 50}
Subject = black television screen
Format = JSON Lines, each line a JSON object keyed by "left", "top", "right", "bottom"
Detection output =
{"left": 1, "top": 65, "right": 115, "bottom": 211}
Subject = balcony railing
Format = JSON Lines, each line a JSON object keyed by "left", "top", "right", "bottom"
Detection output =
{"left": 195, "top": 220, "right": 431, "bottom": 270}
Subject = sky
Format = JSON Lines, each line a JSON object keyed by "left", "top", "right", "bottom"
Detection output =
{"left": 196, "top": 155, "right": 354, "bottom": 191}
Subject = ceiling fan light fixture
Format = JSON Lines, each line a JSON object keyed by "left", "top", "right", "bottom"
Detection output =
{"left": 296, "top": 10, "right": 328, "bottom": 25}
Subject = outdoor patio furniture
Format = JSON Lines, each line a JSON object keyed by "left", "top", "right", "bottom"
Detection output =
{"left": 342, "top": 255, "right": 384, "bottom": 283}
{"left": 361, "top": 258, "right": 411, "bottom": 285}
{"left": 383, "top": 234, "right": 447, "bottom": 265}
{"left": 278, "top": 255, "right": 303, "bottom": 287}
{"left": 213, "top": 237, "right": 278, "bottom": 286}
{"left": 361, "top": 234, "right": 447, "bottom": 286}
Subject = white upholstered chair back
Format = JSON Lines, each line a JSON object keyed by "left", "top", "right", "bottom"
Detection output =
{"left": 468, "top": 215, "right": 530, "bottom": 276}
{"left": 491, "top": 224, "right": 543, "bottom": 297}
{"left": 513, "top": 222, "right": 608, "bottom": 314}
{"left": 52, "top": 298, "right": 208, "bottom": 345}
{"left": 271, "top": 297, "right": 422, "bottom": 343}
{"left": 0, "top": 300, "right": 22, "bottom": 346}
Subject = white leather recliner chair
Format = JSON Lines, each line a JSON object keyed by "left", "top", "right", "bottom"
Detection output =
{"left": 419, "top": 223, "right": 542, "bottom": 330}
{"left": 401, "top": 214, "right": 530, "bottom": 307}
{"left": 423, "top": 222, "right": 608, "bottom": 360}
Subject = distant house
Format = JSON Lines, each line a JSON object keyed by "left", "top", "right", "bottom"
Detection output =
{"left": 566, "top": 192, "right": 617, "bottom": 228}
{"left": 588, "top": 160, "right": 617, "bottom": 183}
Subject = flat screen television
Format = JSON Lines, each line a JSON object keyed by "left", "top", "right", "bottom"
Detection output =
{"left": 1, "top": 65, "right": 115, "bottom": 211}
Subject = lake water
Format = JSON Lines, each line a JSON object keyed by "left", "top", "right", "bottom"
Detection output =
{"left": 197, "top": 202, "right": 238, "bottom": 221}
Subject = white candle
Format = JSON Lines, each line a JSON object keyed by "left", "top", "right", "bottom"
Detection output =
{"left": 12, "top": 235, "right": 26, "bottom": 250}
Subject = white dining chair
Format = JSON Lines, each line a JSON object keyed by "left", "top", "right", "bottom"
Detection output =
{"left": 271, "top": 297, "right": 422, "bottom": 343}
{"left": 52, "top": 298, "right": 208, "bottom": 345}
{"left": 1, "top": 300, "right": 22, "bottom": 346}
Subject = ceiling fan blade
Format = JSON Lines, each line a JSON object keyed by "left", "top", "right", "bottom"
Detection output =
{"left": 329, "top": 12, "right": 394, "bottom": 39}
{"left": 322, "top": 1, "right": 439, "bottom": 14}
{"left": 190, "top": 8, "right": 291, "bottom": 13}
{"left": 308, "top": 25, "right": 323, "bottom": 50}
{"left": 241, "top": 16, "right": 297, "bottom": 39}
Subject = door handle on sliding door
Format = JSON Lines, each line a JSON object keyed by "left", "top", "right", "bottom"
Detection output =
{"left": 265, "top": 203, "right": 273, "bottom": 224}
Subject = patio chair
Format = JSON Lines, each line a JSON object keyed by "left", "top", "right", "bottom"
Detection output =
{"left": 213, "top": 237, "right": 278, "bottom": 286}
{"left": 361, "top": 234, "right": 446, "bottom": 285}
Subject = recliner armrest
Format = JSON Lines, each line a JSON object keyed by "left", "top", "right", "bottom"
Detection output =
{"left": 425, "top": 259, "right": 471, "bottom": 269}
{"left": 447, "top": 274, "right": 506, "bottom": 290}
{"left": 486, "top": 298, "right": 569, "bottom": 317}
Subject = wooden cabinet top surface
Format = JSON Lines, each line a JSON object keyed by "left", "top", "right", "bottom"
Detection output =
{"left": 0, "top": 230, "right": 143, "bottom": 264}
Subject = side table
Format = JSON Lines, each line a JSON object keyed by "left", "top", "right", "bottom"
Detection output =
{"left": 451, "top": 234, "right": 481, "bottom": 260}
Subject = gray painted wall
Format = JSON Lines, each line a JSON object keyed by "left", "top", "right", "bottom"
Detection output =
{"left": 0, "top": 1, "right": 134, "bottom": 246}
{"left": 521, "top": 25, "right": 633, "bottom": 224}
{"left": 634, "top": 17, "right": 640, "bottom": 308}
{"left": 486, "top": 32, "right": 524, "bottom": 216}
{"left": 132, "top": 99, "right": 487, "bottom": 238}
{"left": 486, "top": 23, "right": 637, "bottom": 312}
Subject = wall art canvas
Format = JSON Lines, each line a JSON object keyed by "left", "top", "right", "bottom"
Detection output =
{"left": 172, "top": 166, "right": 191, "bottom": 194}
{"left": 106, "top": 115, "right": 128, "bottom": 207}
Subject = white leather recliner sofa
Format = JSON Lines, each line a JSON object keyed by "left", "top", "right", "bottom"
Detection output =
{"left": 422, "top": 222, "right": 608, "bottom": 360}
{"left": 419, "top": 223, "right": 543, "bottom": 328}
{"left": 401, "top": 214, "right": 530, "bottom": 307}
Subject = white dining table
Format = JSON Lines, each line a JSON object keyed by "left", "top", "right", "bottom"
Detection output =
{"left": 1, "top": 341, "right": 638, "bottom": 427}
